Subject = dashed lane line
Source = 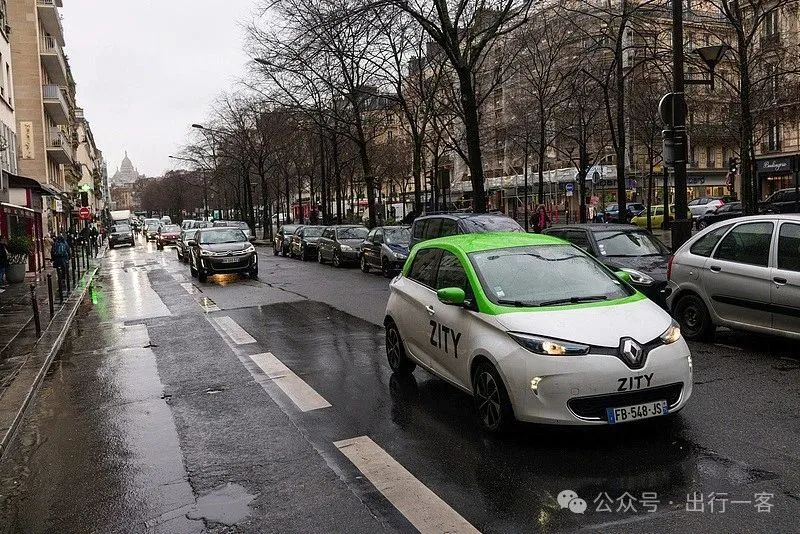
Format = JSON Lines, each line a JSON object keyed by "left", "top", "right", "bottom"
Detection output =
{"left": 248, "top": 352, "right": 332, "bottom": 412}
{"left": 334, "top": 436, "right": 480, "bottom": 534}
{"left": 180, "top": 282, "right": 199, "bottom": 295}
{"left": 212, "top": 316, "right": 256, "bottom": 344}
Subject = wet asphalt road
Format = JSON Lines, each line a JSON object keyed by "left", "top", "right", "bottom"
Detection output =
{"left": 0, "top": 237, "right": 797, "bottom": 533}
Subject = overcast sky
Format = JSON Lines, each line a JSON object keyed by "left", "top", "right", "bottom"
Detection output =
{"left": 62, "top": 0, "right": 256, "bottom": 177}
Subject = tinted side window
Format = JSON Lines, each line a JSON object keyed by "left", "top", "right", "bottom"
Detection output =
{"left": 407, "top": 248, "right": 442, "bottom": 288}
{"left": 714, "top": 222, "right": 774, "bottom": 267}
{"left": 690, "top": 225, "right": 732, "bottom": 257}
{"left": 439, "top": 219, "right": 458, "bottom": 237}
{"left": 564, "top": 230, "right": 591, "bottom": 252}
{"left": 423, "top": 218, "right": 442, "bottom": 240}
{"left": 366, "top": 229, "right": 376, "bottom": 241}
{"left": 374, "top": 228, "right": 384, "bottom": 243}
{"left": 436, "top": 251, "right": 468, "bottom": 292}
{"left": 412, "top": 220, "right": 424, "bottom": 239}
{"left": 778, "top": 223, "right": 800, "bottom": 272}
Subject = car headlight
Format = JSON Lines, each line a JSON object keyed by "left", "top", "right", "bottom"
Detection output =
{"left": 619, "top": 268, "right": 655, "bottom": 285}
{"left": 660, "top": 321, "right": 681, "bottom": 345}
{"left": 340, "top": 244, "right": 353, "bottom": 251}
{"left": 396, "top": 253, "right": 408, "bottom": 260}
{"left": 244, "top": 245, "right": 255, "bottom": 253}
{"left": 199, "top": 249, "right": 213, "bottom": 257}
{"left": 508, "top": 332, "right": 590, "bottom": 356}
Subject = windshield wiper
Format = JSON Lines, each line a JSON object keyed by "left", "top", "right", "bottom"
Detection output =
{"left": 538, "top": 295, "right": 609, "bottom": 307}
{"left": 496, "top": 298, "right": 536, "bottom": 307}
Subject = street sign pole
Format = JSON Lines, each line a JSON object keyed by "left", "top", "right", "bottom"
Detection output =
{"left": 670, "top": 0, "right": 692, "bottom": 249}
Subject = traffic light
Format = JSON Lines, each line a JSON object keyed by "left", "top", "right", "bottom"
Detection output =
{"left": 728, "top": 157, "right": 739, "bottom": 174}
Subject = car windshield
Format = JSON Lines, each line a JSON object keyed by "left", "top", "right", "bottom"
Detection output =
{"left": 593, "top": 231, "right": 669, "bottom": 256}
{"left": 146, "top": 223, "right": 160, "bottom": 229}
{"left": 303, "top": 226, "right": 325, "bottom": 237}
{"left": 214, "top": 221, "right": 249, "bottom": 229}
{"left": 199, "top": 229, "right": 247, "bottom": 244}
{"left": 460, "top": 216, "right": 524, "bottom": 233}
{"left": 337, "top": 227, "right": 369, "bottom": 240}
{"left": 162, "top": 225, "right": 181, "bottom": 233}
{"left": 470, "top": 244, "right": 633, "bottom": 307}
{"left": 113, "top": 224, "right": 130, "bottom": 233}
{"left": 385, "top": 227, "right": 411, "bottom": 245}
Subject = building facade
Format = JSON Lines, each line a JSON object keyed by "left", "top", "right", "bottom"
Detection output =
{"left": 8, "top": 0, "right": 76, "bottom": 237}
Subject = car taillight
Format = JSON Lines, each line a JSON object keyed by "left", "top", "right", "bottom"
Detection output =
{"left": 667, "top": 255, "right": 674, "bottom": 281}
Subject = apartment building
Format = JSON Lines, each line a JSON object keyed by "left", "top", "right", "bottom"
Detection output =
{"left": 752, "top": 2, "right": 800, "bottom": 199}
{"left": 8, "top": 0, "right": 76, "bottom": 236}
{"left": 73, "top": 106, "right": 103, "bottom": 216}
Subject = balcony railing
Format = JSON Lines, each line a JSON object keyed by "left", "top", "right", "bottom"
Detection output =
{"left": 48, "top": 128, "right": 67, "bottom": 148}
{"left": 40, "top": 35, "right": 68, "bottom": 85}
{"left": 36, "top": 1, "right": 65, "bottom": 45}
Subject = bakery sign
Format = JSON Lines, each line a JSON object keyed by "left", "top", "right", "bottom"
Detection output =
{"left": 756, "top": 156, "right": 792, "bottom": 174}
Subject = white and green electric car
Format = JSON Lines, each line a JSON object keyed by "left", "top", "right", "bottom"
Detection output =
{"left": 384, "top": 232, "right": 692, "bottom": 432}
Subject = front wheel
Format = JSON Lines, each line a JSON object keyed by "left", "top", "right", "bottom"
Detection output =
{"left": 190, "top": 259, "right": 198, "bottom": 278}
{"left": 198, "top": 269, "right": 207, "bottom": 283}
{"left": 273, "top": 245, "right": 279, "bottom": 256}
{"left": 698, "top": 220, "right": 708, "bottom": 230}
{"left": 317, "top": 249, "right": 325, "bottom": 264}
{"left": 360, "top": 255, "right": 370, "bottom": 273}
{"left": 157, "top": 243, "right": 163, "bottom": 250}
{"left": 385, "top": 321, "right": 415, "bottom": 376}
{"left": 333, "top": 252, "right": 342, "bottom": 268}
{"left": 472, "top": 362, "right": 514, "bottom": 433}
{"left": 674, "top": 293, "right": 715, "bottom": 341}
{"left": 381, "top": 258, "right": 392, "bottom": 278}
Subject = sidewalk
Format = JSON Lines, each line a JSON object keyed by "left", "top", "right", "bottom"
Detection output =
{"left": 0, "top": 245, "right": 105, "bottom": 458}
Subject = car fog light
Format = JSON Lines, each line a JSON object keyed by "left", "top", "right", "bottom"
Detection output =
{"left": 530, "top": 376, "right": 542, "bottom": 394}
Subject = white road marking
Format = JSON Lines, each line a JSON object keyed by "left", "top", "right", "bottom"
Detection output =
{"left": 213, "top": 316, "right": 256, "bottom": 344}
{"left": 249, "top": 352, "right": 331, "bottom": 412}
{"left": 334, "top": 436, "right": 479, "bottom": 534}
{"left": 199, "top": 296, "right": 220, "bottom": 313}
{"left": 180, "top": 282, "right": 198, "bottom": 294}
{"left": 172, "top": 273, "right": 187, "bottom": 282}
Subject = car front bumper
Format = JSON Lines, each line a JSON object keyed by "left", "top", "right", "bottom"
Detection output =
{"left": 200, "top": 253, "right": 257, "bottom": 274}
{"left": 339, "top": 249, "right": 360, "bottom": 262}
{"left": 497, "top": 340, "right": 693, "bottom": 425}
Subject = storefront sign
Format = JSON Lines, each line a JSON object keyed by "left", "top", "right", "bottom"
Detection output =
{"left": 55, "top": 199, "right": 63, "bottom": 212}
{"left": 757, "top": 156, "right": 792, "bottom": 174}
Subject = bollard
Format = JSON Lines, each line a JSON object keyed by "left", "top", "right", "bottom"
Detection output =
{"left": 65, "top": 263, "right": 72, "bottom": 293}
{"left": 30, "top": 284, "right": 41, "bottom": 338}
{"left": 47, "top": 273, "right": 55, "bottom": 318}
{"left": 58, "top": 269, "right": 64, "bottom": 304}
{"left": 72, "top": 254, "right": 77, "bottom": 287}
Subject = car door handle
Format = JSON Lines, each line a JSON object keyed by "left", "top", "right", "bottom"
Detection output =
{"left": 773, "top": 277, "right": 788, "bottom": 286}
{"left": 425, "top": 305, "right": 436, "bottom": 315}
{"left": 709, "top": 265, "right": 721, "bottom": 272}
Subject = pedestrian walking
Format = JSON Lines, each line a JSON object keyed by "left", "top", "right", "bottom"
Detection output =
{"left": 51, "top": 234, "right": 71, "bottom": 293}
{"left": 0, "top": 234, "right": 9, "bottom": 287}
{"left": 90, "top": 225, "right": 99, "bottom": 254}
{"left": 531, "top": 205, "right": 551, "bottom": 234}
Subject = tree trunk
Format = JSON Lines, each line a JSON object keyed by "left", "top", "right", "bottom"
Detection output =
{"left": 456, "top": 67, "right": 487, "bottom": 213}
{"left": 579, "top": 141, "right": 589, "bottom": 223}
{"left": 615, "top": 44, "right": 628, "bottom": 223}
{"left": 332, "top": 134, "right": 342, "bottom": 224}
{"left": 524, "top": 146, "right": 530, "bottom": 231}
{"left": 646, "top": 149, "right": 654, "bottom": 232}
{"left": 412, "top": 139, "right": 423, "bottom": 216}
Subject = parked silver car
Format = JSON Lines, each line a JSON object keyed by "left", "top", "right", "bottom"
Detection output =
{"left": 666, "top": 214, "right": 800, "bottom": 340}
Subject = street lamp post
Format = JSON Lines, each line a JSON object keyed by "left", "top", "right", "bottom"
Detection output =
{"left": 169, "top": 155, "right": 209, "bottom": 219}
{"left": 667, "top": 0, "right": 729, "bottom": 249}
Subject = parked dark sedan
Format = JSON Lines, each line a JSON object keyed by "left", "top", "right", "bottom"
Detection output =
{"left": 696, "top": 201, "right": 743, "bottom": 229}
{"left": 360, "top": 226, "right": 411, "bottom": 277}
{"left": 274, "top": 224, "right": 301, "bottom": 256}
{"left": 603, "top": 203, "right": 646, "bottom": 223}
{"left": 289, "top": 225, "right": 325, "bottom": 260}
{"left": 188, "top": 228, "right": 258, "bottom": 283}
{"left": 409, "top": 212, "right": 523, "bottom": 248}
{"left": 543, "top": 224, "right": 671, "bottom": 306}
{"left": 760, "top": 188, "right": 799, "bottom": 214}
{"left": 317, "top": 225, "right": 369, "bottom": 267}
{"left": 108, "top": 223, "right": 135, "bottom": 249}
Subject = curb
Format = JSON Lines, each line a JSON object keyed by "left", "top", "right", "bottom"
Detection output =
{"left": 0, "top": 265, "right": 100, "bottom": 460}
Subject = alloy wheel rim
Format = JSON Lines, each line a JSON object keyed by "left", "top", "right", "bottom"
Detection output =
{"left": 475, "top": 371, "right": 501, "bottom": 429}
{"left": 387, "top": 329, "right": 401, "bottom": 368}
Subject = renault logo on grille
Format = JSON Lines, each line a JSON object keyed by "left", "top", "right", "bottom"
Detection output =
{"left": 619, "top": 338, "right": 644, "bottom": 367}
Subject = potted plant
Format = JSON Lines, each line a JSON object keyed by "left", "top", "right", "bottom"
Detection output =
{"left": 6, "top": 233, "right": 33, "bottom": 284}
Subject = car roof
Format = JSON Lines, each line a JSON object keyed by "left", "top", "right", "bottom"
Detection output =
{"left": 417, "top": 231, "right": 564, "bottom": 254}
{"left": 726, "top": 214, "right": 800, "bottom": 222}
{"left": 378, "top": 225, "right": 410, "bottom": 229}
{"left": 416, "top": 212, "right": 512, "bottom": 220}
{"left": 547, "top": 223, "right": 642, "bottom": 232}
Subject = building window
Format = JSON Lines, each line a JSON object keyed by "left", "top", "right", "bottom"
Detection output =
{"left": 706, "top": 147, "right": 716, "bottom": 168}
{"left": 768, "top": 120, "right": 781, "bottom": 151}
{"left": 765, "top": 10, "right": 779, "bottom": 37}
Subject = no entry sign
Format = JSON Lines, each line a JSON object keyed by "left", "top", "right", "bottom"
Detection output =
{"left": 79, "top": 207, "right": 91, "bottom": 220}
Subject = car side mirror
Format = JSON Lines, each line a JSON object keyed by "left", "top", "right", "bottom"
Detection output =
{"left": 437, "top": 287, "right": 466, "bottom": 306}
{"left": 187, "top": 240, "right": 197, "bottom": 247}
{"left": 615, "top": 271, "right": 632, "bottom": 284}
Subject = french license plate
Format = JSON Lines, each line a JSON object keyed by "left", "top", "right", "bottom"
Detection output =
{"left": 221, "top": 257, "right": 239, "bottom": 263}
{"left": 606, "top": 400, "right": 668, "bottom": 424}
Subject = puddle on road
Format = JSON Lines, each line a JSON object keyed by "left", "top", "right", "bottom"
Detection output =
{"left": 186, "top": 482, "right": 256, "bottom": 526}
